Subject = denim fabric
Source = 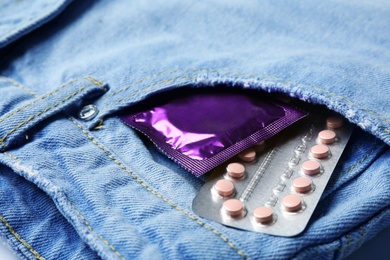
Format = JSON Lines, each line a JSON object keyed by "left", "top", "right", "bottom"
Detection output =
{"left": 0, "top": 0, "right": 389, "bottom": 259}
{"left": 0, "top": 0, "right": 73, "bottom": 48}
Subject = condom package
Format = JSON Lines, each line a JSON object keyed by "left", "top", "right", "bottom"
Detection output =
{"left": 120, "top": 88, "right": 307, "bottom": 176}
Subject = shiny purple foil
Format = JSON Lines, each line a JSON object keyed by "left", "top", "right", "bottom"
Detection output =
{"left": 120, "top": 90, "right": 306, "bottom": 176}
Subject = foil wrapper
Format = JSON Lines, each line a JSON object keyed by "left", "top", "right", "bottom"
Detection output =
{"left": 120, "top": 88, "right": 306, "bottom": 176}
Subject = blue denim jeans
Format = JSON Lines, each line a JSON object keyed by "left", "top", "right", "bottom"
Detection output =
{"left": 0, "top": 0, "right": 389, "bottom": 259}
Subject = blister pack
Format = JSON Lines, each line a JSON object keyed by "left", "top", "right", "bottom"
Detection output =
{"left": 192, "top": 111, "right": 353, "bottom": 236}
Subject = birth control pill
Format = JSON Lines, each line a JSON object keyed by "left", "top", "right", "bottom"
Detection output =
{"left": 238, "top": 148, "right": 256, "bottom": 162}
{"left": 326, "top": 116, "right": 343, "bottom": 129}
{"left": 318, "top": 130, "right": 336, "bottom": 144}
{"left": 254, "top": 140, "right": 266, "bottom": 152}
{"left": 292, "top": 177, "right": 312, "bottom": 193}
{"left": 311, "top": 144, "right": 329, "bottom": 159}
{"left": 282, "top": 194, "right": 302, "bottom": 212}
{"left": 226, "top": 162, "right": 245, "bottom": 179}
{"left": 301, "top": 160, "right": 321, "bottom": 175}
{"left": 223, "top": 199, "right": 244, "bottom": 217}
{"left": 253, "top": 206, "right": 274, "bottom": 224}
{"left": 214, "top": 179, "right": 234, "bottom": 197}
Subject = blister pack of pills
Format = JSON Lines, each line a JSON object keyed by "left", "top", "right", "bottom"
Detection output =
{"left": 192, "top": 111, "right": 353, "bottom": 236}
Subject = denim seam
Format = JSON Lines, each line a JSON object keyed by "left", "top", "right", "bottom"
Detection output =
{"left": 3, "top": 151, "right": 20, "bottom": 161}
{"left": 327, "top": 226, "right": 366, "bottom": 258}
{"left": 66, "top": 200, "right": 125, "bottom": 260}
{"left": 341, "top": 234, "right": 351, "bottom": 257}
{"left": 92, "top": 119, "right": 105, "bottom": 130}
{"left": 327, "top": 142, "right": 369, "bottom": 186}
{"left": 68, "top": 117, "right": 248, "bottom": 259}
{"left": 382, "top": 126, "right": 390, "bottom": 134}
{"left": 209, "top": 69, "right": 390, "bottom": 125}
{"left": 101, "top": 75, "right": 198, "bottom": 110}
{"left": 0, "top": 78, "right": 79, "bottom": 125}
{"left": 336, "top": 150, "right": 372, "bottom": 179}
{"left": 349, "top": 226, "right": 366, "bottom": 255}
{"left": 2, "top": 151, "right": 124, "bottom": 260}
{"left": 296, "top": 171, "right": 390, "bottom": 259}
{"left": 292, "top": 225, "right": 366, "bottom": 259}
{"left": 0, "top": 76, "right": 37, "bottom": 96}
{"left": 0, "top": 77, "right": 125, "bottom": 259}
{"left": 106, "top": 69, "right": 390, "bottom": 127}
{"left": 331, "top": 227, "right": 365, "bottom": 258}
{"left": 0, "top": 85, "right": 89, "bottom": 151}
{"left": 102, "top": 68, "right": 202, "bottom": 99}
{"left": 0, "top": 215, "right": 45, "bottom": 260}
{"left": 0, "top": 76, "right": 105, "bottom": 151}
{"left": 0, "top": 76, "right": 104, "bottom": 125}
{"left": 86, "top": 76, "right": 104, "bottom": 87}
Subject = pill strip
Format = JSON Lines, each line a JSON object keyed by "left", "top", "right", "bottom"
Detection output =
{"left": 193, "top": 113, "right": 353, "bottom": 236}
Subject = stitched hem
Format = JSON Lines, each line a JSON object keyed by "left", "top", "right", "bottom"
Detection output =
{"left": 2, "top": 151, "right": 125, "bottom": 260}
{"left": 65, "top": 199, "right": 125, "bottom": 260}
{"left": 104, "top": 69, "right": 389, "bottom": 125}
{"left": 0, "top": 215, "right": 45, "bottom": 260}
{"left": 292, "top": 206, "right": 390, "bottom": 259}
{"left": 0, "top": 76, "right": 106, "bottom": 152}
{"left": 0, "top": 76, "right": 104, "bottom": 126}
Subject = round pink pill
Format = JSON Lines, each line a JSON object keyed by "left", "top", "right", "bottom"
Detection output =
{"left": 282, "top": 194, "right": 302, "bottom": 212}
{"left": 253, "top": 206, "right": 273, "bottom": 224}
{"left": 301, "top": 160, "right": 321, "bottom": 175}
{"left": 326, "top": 116, "right": 343, "bottom": 129}
{"left": 318, "top": 130, "right": 336, "bottom": 144}
{"left": 214, "top": 179, "right": 234, "bottom": 197}
{"left": 238, "top": 147, "right": 256, "bottom": 162}
{"left": 311, "top": 144, "right": 329, "bottom": 159}
{"left": 226, "top": 162, "right": 245, "bottom": 179}
{"left": 223, "top": 199, "right": 244, "bottom": 217}
{"left": 293, "top": 177, "right": 312, "bottom": 193}
{"left": 254, "top": 141, "right": 266, "bottom": 152}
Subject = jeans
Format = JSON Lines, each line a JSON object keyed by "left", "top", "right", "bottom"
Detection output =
{"left": 0, "top": 0, "right": 389, "bottom": 259}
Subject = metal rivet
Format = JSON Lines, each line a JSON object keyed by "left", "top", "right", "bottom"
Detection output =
{"left": 79, "top": 104, "right": 98, "bottom": 121}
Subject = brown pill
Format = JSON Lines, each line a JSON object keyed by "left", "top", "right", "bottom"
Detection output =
{"left": 253, "top": 206, "right": 274, "bottom": 224}
{"left": 292, "top": 177, "right": 312, "bottom": 193}
{"left": 254, "top": 140, "right": 266, "bottom": 152}
{"left": 223, "top": 199, "right": 244, "bottom": 217}
{"left": 255, "top": 140, "right": 265, "bottom": 146}
{"left": 318, "top": 130, "right": 336, "bottom": 144}
{"left": 282, "top": 194, "right": 302, "bottom": 212}
{"left": 301, "top": 160, "right": 321, "bottom": 175}
{"left": 214, "top": 179, "right": 234, "bottom": 197}
{"left": 226, "top": 162, "right": 245, "bottom": 179}
{"left": 326, "top": 116, "right": 343, "bottom": 129}
{"left": 238, "top": 147, "right": 256, "bottom": 162}
{"left": 310, "top": 144, "right": 329, "bottom": 159}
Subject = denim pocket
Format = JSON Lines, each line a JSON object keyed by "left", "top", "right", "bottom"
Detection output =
{"left": 87, "top": 69, "right": 390, "bottom": 147}
{"left": 80, "top": 70, "right": 389, "bottom": 259}
{"left": 1, "top": 72, "right": 388, "bottom": 259}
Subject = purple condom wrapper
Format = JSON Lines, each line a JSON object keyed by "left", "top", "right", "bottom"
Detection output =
{"left": 120, "top": 90, "right": 307, "bottom": 177}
